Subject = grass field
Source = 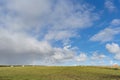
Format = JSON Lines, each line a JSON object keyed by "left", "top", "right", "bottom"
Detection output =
{"left": 0, "top": 66, "right": 119, "bottom": 80}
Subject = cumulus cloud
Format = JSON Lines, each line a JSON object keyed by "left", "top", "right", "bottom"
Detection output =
{"left": 0, "top": 28, "right": 79, "bottom": 65}
{"left": 105, "top": 0, "right": 116, "bottom": 12}
{"left": 90, "top": 19, "right": 120, "bottom": 42}
{"left": 0, "top": 28, "right": 54, "bottom": 64}
{"left": 0, "top": 0, "right": 98, "bottom": 65}
{"left": 106, "top": 43, "right": 120, "bottom": 60}
{"left": 75, "top": 53, "right": 87, "bottom": 62}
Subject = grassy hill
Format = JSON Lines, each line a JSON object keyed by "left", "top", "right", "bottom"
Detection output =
{"left": 0, "top": 66, "right": 119, "bottom": 80}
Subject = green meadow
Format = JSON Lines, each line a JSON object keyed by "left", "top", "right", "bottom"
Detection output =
{"left": 0, "top": 66, "right": 119, "bottom": 80}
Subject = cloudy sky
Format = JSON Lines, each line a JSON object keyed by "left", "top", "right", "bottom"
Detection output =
{"left": 0, "top": 0, "right": 120, "bottom": 66}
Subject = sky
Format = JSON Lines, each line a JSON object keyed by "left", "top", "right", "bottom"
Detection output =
{"left": 0, "top": 0, "right": 120, "bottom": 66}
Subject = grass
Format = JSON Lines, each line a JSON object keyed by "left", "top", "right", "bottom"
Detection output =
{"left": 0, "top": 66, "right": 119, "bottom": 80}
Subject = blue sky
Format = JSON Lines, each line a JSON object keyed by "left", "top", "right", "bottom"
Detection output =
{"left": 0, "top": 0, "right": 120, "bottom": 66}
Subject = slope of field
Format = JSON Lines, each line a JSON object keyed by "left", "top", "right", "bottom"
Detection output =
{"left": 0, "top": 66, "right": 119, "bottom": 80}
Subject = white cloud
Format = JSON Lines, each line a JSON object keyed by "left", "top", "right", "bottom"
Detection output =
{"left": 0, "top": 0, "right": 99, "bottom": 46}
{"left": 45, "top": 30, "right": 77, "bottom": 41}
{"left": 43, "top": 0, "right": 98, "bottom": 41}
{"left": 106, "top": 43, "right": 120, "bottom": 54}
{"left": 90, "top": 28, "right": 120, "bottom": 42}
{"left": 0, "top": 29, "right": 53, "bottom": 64}
{"left": 0, "top": 28, "right": 79, "bottom": 64}
{"left": 105, "top": 0, "right": 116, "bottom": 12}
{"left": 52, "top": 47, "right": 75, "bottom": 62}
{"left": 91, "top": 52, "right": 106, "bottom": 60}
{"left": 90, "top": 52, "right": 106, "bottom": 65}
{"left": 6, "top": 0, "right": 52, "bottom": 18}
{"left": 0, "top": 0, "right": 98, "bottom": 64}
{"left": 2, "top": 0, "right": 98, "bottom": 39}
{"left": 111, "top": 19, "right": 120, "bottom": 26}
{"left": 90, "top": 19, "right": 120, "bottom": 42}
{"left": 75, "top": 53, "right": 87, "bottom": 62}
{"left": 106, "top": 43, "right": 120, "bottom": 60}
